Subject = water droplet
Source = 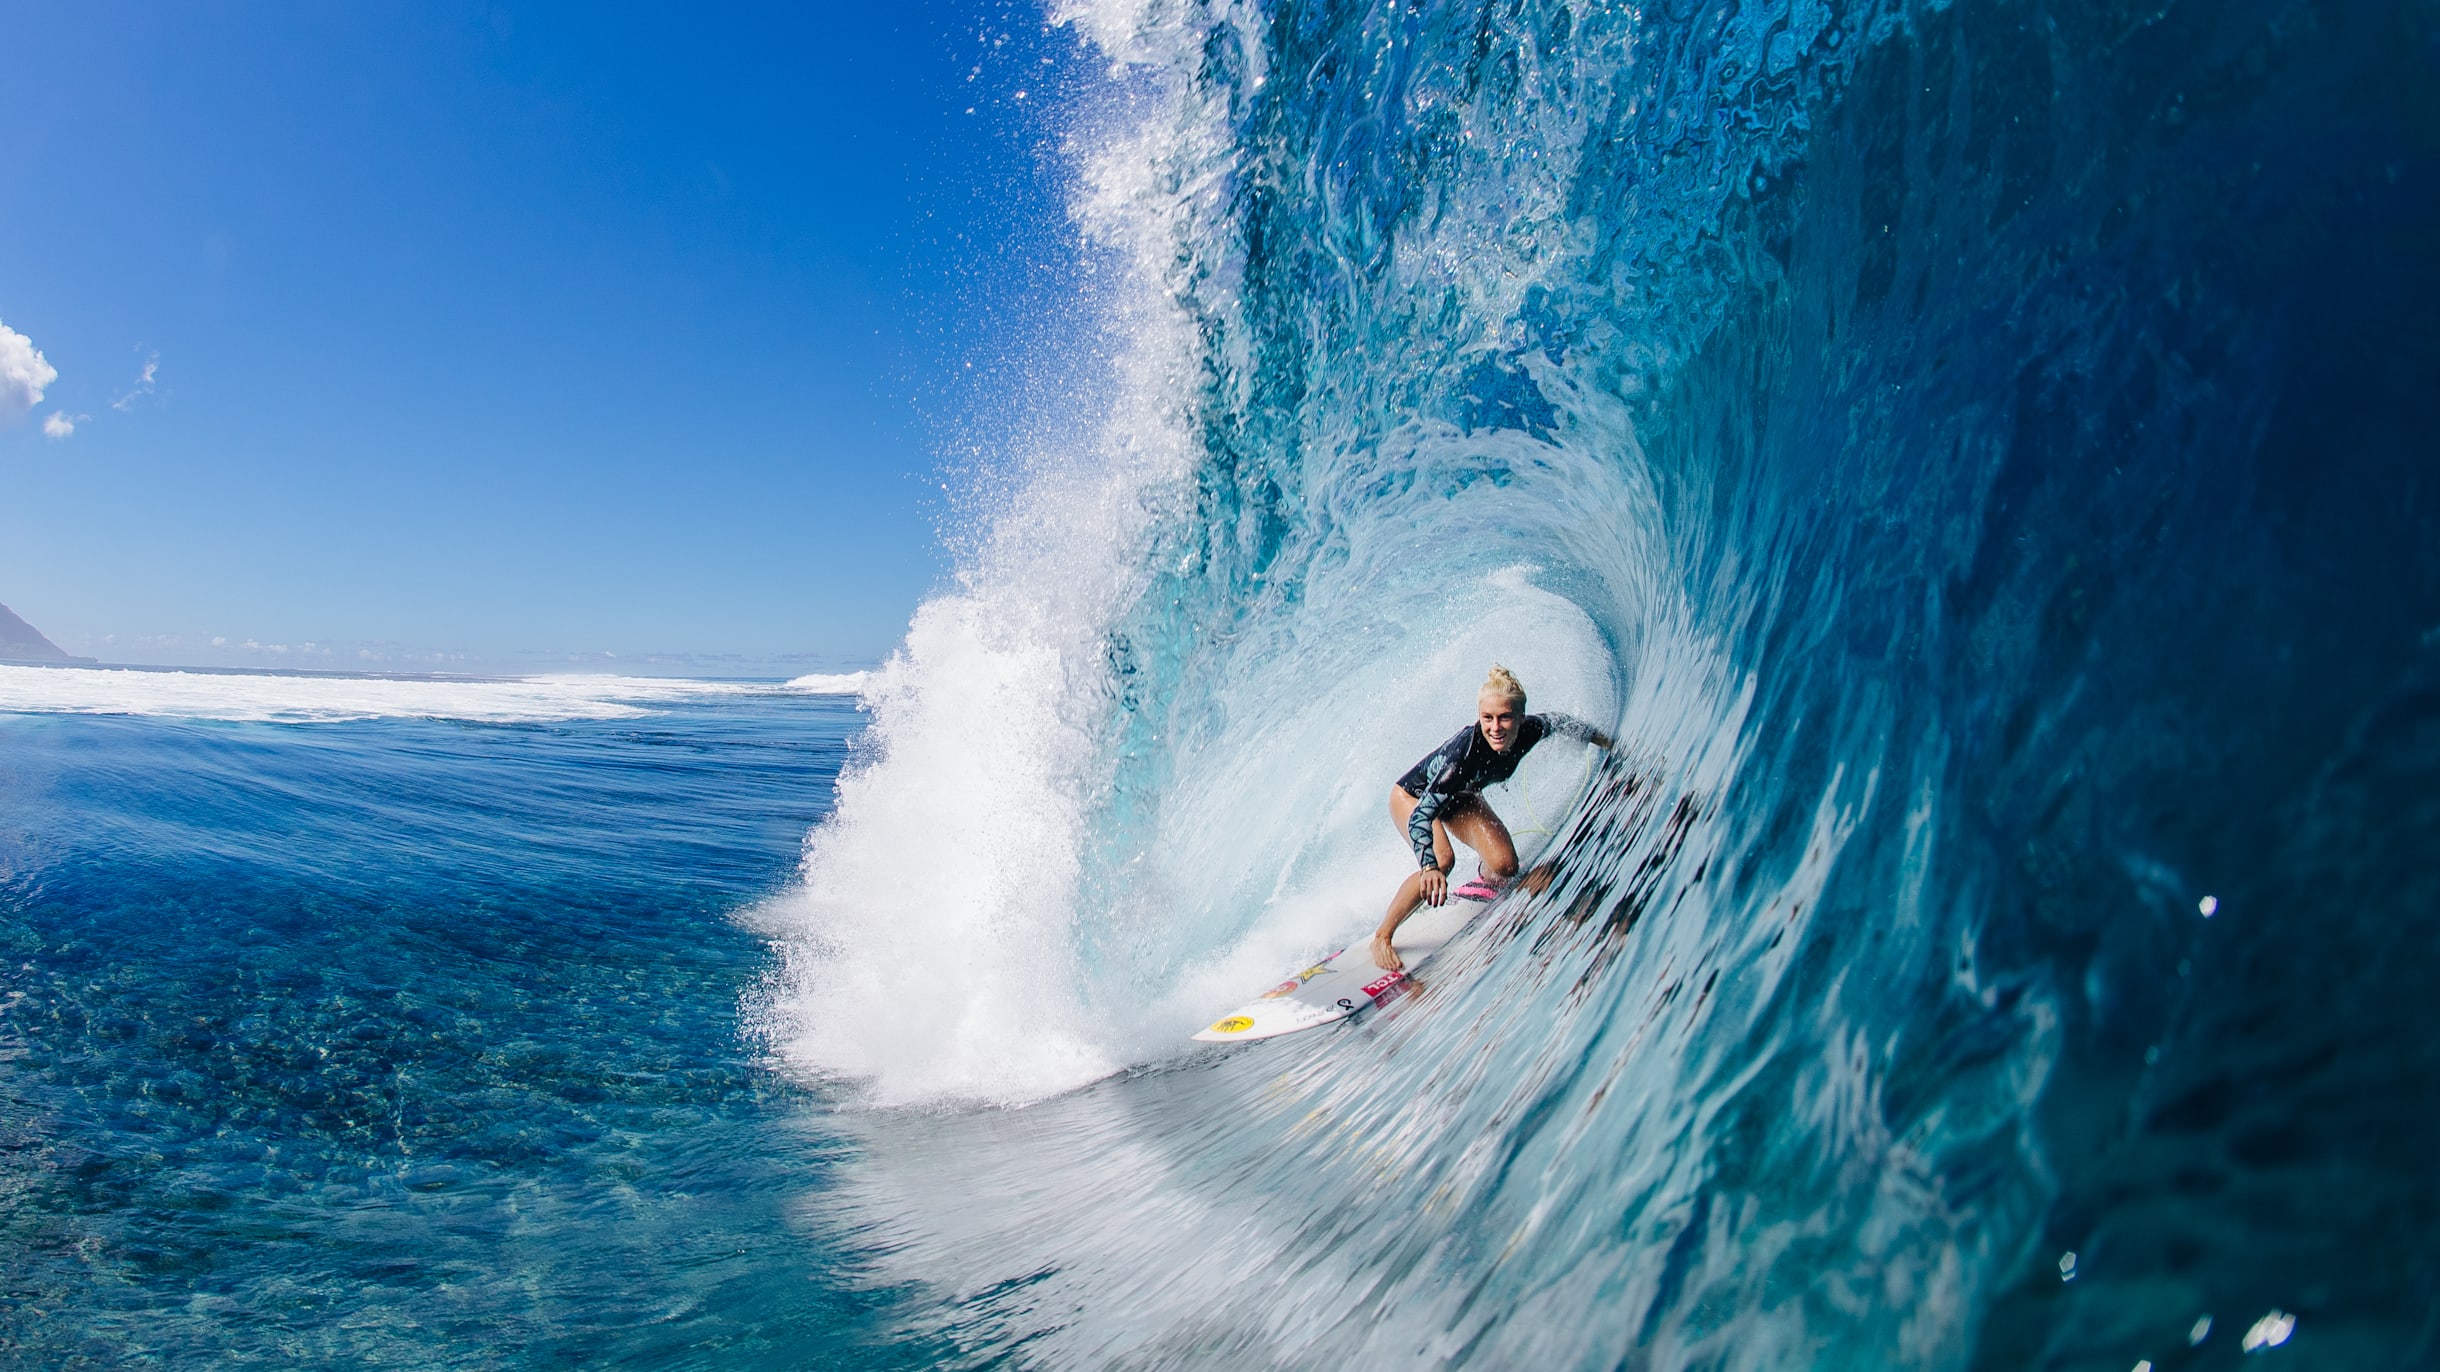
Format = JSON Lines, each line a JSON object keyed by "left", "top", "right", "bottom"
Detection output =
{"left": 2058, "top": 1251, "right": 2078, "bottom": 1280}
{"left": 2191, "top": 1314, "right": 2213, "bottom": 1344}
{"left": 2241, "top": 1309, "right": 2295, "bottom": 1351}
{"left": 2199, "top": 895, "right": 2219, "bottom": 917}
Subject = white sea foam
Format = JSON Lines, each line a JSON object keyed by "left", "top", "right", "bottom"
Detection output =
{"left": 751, "top": 11, "right": 1227, "bottom": 1106}
{"left": 0, "top": 664, "right": 796, "bottom": 724}
{"left": 781, "top": 671, "right": 872, "bottom": 696}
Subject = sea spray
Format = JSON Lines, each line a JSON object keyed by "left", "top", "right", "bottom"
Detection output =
{"left": 755, "top": 10, "right": 1214, "bottom": 1103}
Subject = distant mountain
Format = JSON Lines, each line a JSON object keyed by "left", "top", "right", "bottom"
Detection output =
{"left": 0, "top": 602, "right": 88, "bottom": 663}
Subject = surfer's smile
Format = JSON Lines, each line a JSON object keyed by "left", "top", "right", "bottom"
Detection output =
{"left": 1478, "top": 693, "right": 1522, "bottom": 752}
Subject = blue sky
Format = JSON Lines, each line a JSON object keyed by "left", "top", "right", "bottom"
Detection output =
{"left": 0, "top": 1, "right": 1100, "bottom": 674}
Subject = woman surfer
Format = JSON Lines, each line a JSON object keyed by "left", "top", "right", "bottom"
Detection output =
{"left": 1373, "top": 666, "right": 1611, "bottom": 971}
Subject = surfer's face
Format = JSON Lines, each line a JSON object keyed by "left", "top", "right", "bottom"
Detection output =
{"left": 1478, "top": 693, "right": 1523, "bottom": 752}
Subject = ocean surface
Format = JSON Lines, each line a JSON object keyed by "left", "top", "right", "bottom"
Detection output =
{"left": 11, "top": 0, "right": 2440, "bottom": 1366}
{"left": 0, "top": 670, "right": 918, "bottom": 1368}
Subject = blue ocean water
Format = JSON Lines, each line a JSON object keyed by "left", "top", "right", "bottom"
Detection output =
{"left": 0, "top": 680, "right": 926, "bottom": 1367}
{"left": 10, "top": 0, "right": 2438, "bottom": 1367}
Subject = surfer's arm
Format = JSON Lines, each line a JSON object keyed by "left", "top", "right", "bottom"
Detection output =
{"left": 1403, "top": 736, "right": 1472, "bottom": 871}
{"left": 1407, "top": 785, "right": 1449, "bottom": 870}
{"left": 1537, "top": 711, "right": 1614, "bottom": 750}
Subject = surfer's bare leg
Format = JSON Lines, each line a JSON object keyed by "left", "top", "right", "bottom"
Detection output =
{"left": 1374, "top": 871, "right": 1440, "bottom": 972}
{"left": 1377, "top": 786, "right": 1453, "bottom": 971}
{"left": 1442, "top": 797, "right": 1519, "bottom": 884}
{"left": 1376, "top": 790, "right": 1515, "bottom": 971}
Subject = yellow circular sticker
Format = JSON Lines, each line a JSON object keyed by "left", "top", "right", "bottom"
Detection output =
{"left": 1212, "top": 1016, "right": 1256, "bottom": 1034}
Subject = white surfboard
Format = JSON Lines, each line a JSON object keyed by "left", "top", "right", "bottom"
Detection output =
{"left": 1191, "top": 879, "right": 1501, "bottom": 1043}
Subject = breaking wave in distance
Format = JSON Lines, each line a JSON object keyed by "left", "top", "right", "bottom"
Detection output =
{"left": 0, "top": 664, "right": 826, "bottom": 724}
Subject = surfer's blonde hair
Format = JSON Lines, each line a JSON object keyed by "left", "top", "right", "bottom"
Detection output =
{"left": 1481, "top": 664, "right": 1527, "bottom": 709}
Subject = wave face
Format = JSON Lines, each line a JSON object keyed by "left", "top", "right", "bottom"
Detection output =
{"left": 764, "top": 0, "right": 2440, "bottom": 1365}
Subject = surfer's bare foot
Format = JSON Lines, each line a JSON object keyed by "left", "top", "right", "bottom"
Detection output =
{"left": 1371, "top": 933, "right": 1403, "bottom": 972}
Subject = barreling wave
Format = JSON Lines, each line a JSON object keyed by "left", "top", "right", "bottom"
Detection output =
{"left": 760, "top": 0, "right": 2440, "bottom": 1365}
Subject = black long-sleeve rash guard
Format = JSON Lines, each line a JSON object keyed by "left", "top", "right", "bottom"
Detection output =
{"left": 1396, "top": 712, "right": 1602, "bottom": 870}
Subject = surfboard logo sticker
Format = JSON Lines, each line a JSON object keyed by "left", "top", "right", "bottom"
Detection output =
{"left": 1360, "top": 972, "right": 1403, "bottom": 998}
{"left": 1258, "top": 962, "right": 1336, "bottom": 1000}
{"left": 1211, "top": 1016, "right": 1256, "bottom": 1035}
{"left": 1259, "top": 961, "right": 1337, "bottom": 991}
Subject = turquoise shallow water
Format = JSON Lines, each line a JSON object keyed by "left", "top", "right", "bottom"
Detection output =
{"left": 0, "top": 687, "right": 920, "bottom": 1368}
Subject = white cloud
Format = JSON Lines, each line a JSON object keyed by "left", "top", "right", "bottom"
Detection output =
{"left": 43, "top": 410, "right": 82, "bottom": 439}
{"left": 0, "top": 319, "right": 59, "bottom": 422}
{"left": 112, "top": 351, "right": 159, "bottom": 411}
